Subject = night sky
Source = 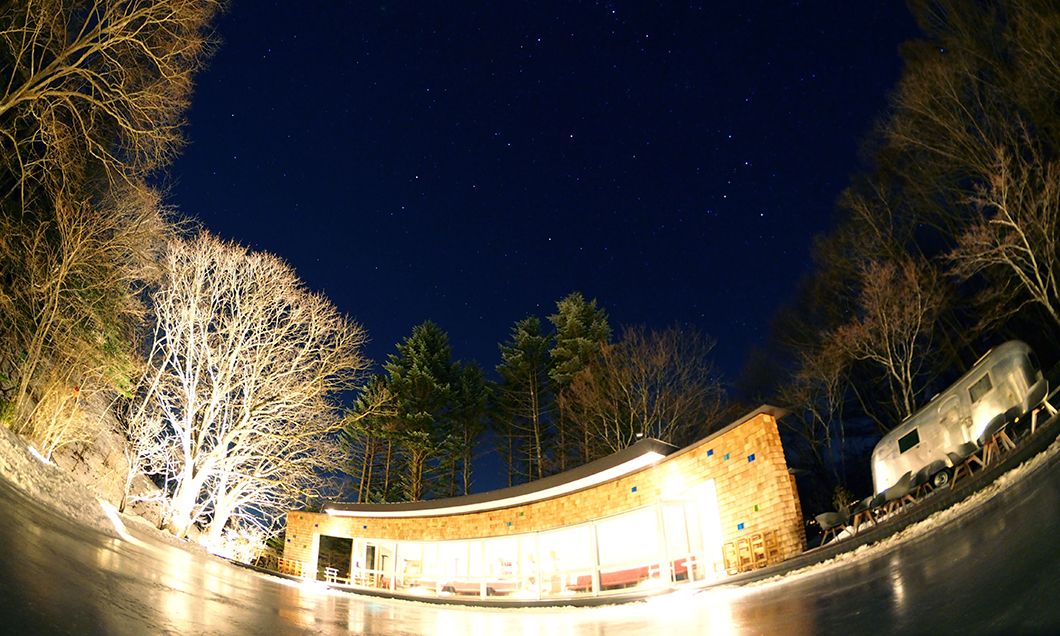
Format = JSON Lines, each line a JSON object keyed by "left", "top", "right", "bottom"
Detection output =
{"left": 170, "top": 2, "right": 919, "bottom": 384}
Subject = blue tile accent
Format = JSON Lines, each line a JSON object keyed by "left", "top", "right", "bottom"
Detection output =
{"left": 737, "top": 522, "right": 745, "bottom": 531}
{"left": 748, "top": 453, "right": 756, "bottom": 462}
{"left": 362, "top": 525, "right": 368, "bottom": 529}
{"left": 707, "top": 448, "right": 714, "bottom": 456}
{"left": 723, "top": 453, "right": 730, "bottom": 461}
{"left": 631, "top": 485, "right": 638, "bottom": 493}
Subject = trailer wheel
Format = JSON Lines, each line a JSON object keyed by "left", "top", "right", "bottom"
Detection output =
{"left": 932, "top": 469, "right": 951, "bottom": 489}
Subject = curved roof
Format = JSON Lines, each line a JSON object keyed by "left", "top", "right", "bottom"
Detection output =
{"left": 323, "top": 404, "right": 788, "bottom": 520}
{"left": 324, "top": 437, "right": 676, "bottom": 519}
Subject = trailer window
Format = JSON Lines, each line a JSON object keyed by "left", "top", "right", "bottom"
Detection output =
{"left": 969, "top": 374, "right": 992, "bottom": 403}
{"left": 1022, "top": 355, "right": 1039, "bottom": 388}
{"left": 898, "top": 429, "right": 920, "bottom": 454}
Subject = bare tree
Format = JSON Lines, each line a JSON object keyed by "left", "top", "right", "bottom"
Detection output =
{"left": 0, "top": 0, "right": 223, "bottom": 205}
{"left": 134, "top": 233, "right": 367, "bottom": 541}
{"left": 947, "top": 132, "right": 1060, "bottom": 329}
{"left": 0, "top": 186, "right": 168, "bottom": 456}
{"left": 776, "top": 342, "right": 849, "bottom": 481}
{"left": 561, "top": 325, "right": 726, "bottom": 458}
{"left": 0, "top": 0, "right": 220, "bottom": 452}
{"left": 832, "top": 258, "right": 945, "bottom": 425}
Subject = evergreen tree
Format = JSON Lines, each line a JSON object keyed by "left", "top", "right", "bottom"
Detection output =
{"left": 384, "top": 321, "right": 456, "bottom": 501}
{"left": 496, "top": 317, "right": 554, "bottom": 483}
{"left": 450, "top": 361, "right": 491, "bottom": 496}
{"left": 549, "top": 292, "right": 611, "bottom": 469}
{"left": 340, "top": 376, "right": 397, "bottom": 503}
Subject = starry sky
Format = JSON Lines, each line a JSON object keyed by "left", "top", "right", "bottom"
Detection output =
{"left": 170, "top": 2, "right": 919, "bottom": 384}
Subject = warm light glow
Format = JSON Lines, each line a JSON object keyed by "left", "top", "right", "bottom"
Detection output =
{"left": 662, "top": 471, "right": 688, "bottom": 500}
{"left": 325, "top": 451, "right": 667, "bottom": 518}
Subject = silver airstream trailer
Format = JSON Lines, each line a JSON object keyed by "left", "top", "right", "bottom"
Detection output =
{"left": 870, "top": 340, "right": 1048, "bottom": 495}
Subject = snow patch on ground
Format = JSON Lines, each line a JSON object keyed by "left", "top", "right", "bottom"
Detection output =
{"left": 0, "top": 424, "right": 112, "bottom": 530}
{"left": 0, "top": 424, "right": 209, "bottom": 555}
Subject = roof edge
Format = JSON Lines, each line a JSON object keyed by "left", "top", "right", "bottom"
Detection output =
{"left": 324, "top": 437, "right": 676, "bottom": 516}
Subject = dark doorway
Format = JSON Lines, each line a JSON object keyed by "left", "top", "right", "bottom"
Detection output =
{"left": 317, "top": 536, "right": 353, "bottom": 582}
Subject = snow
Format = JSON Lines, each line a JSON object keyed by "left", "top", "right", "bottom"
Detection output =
{"left": 0, "top": 424, "right": 208, "bottom": 555}
{"left": 0, "top": 425, "right": 112, "bottom": 530}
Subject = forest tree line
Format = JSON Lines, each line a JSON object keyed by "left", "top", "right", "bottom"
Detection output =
{"left": 339, "top": 297, "right": 728, "bottom": 504}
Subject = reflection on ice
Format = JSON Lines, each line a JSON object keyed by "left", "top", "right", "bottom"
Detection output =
{"left": 2, "top": 435, "right": 1060, "bottom": 634}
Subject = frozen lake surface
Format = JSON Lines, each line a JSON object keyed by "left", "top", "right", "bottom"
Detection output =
{"left": 2, "top": 445, "right": 1059, "bottom": 635}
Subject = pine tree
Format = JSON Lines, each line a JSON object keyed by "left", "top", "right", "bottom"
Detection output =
{"left": 496, "top": 317, "right": 554, "bottom": 483}
{"left": 341, "top": 376, "right": 397, "bottom": 503}
{"left": 384, "top": 321, "right": 456, "bottom": 501}
{"left": 450, "top": 361, "right": 490, "bottom": 496}
{"left": 548, "top": 292, "right": 611, "bottom": 470}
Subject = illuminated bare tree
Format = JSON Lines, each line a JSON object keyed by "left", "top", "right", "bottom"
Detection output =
{"left": 0, "top": 0, "right": 223, "bottom": 204}
{"left": 947, "top": 133, "right": 1060, "bottom": 329}
{"left": 833, "top": 258, "right": 945, "bottom": 424}
{"left": 562, "top": 325, "right": 726, "bottom": 458}
{"left": 0, "top": 186, "right": 168, "bottom": 456}
{"left": 0, "top": 0, "right": 220, "bottom": 452}
{"left": 136, "top": 233, "right": 367, "bottom": 539}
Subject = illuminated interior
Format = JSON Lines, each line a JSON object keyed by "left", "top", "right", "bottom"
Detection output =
{"left": 317, "top": 480, "right": 725, "bottom": 600}
{"left": 284, "top": 406, "right": 806, "bottom": 601}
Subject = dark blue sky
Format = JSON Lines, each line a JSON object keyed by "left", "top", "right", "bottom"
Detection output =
{"left": 171, "top": 2, "right": 918, "bottom": 382}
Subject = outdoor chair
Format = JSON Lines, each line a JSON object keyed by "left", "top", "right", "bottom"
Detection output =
{"left": 909, "top": 459, "right": 950, "bottom": 496}
{"left": 910, "top": 465, "right": 933, "bottom": 500}
{"left": 949, "top": 441, "right": 984, "bottom": 489}
{"left": 848, "top": 496, "right": 875, "bottom": 535}
{"left": 868, "top": 491, "right": 888, "bottom": 522}
{"left": 815, "top": 511, "right": 847, "bottom": 546}
{"left": 881, "top": 471, "right": 914, "bottom": 516}
{"left": 978, "top": 413, "right": 1017, "bottom": 466}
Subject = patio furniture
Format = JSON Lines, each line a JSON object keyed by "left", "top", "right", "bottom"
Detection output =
{"left": 881, "top": 471, "right": 914, "bottom": 516}
{"left": 978, "top": 414, "right": 1017, "bottom": 466}
{"left": 848, "top": 496, "right": 875, "bottom": 535}
{"left": 815, "top": 511, "right": 847, "bottom": 546}
{"left": 868, "top": 491, "right": 888, "bottom": 522}
{"left": 910, "top": 465, "right": 933, "bottom": 500}
{"left": 949, "top": 441, "right": 984, "bottom": 489}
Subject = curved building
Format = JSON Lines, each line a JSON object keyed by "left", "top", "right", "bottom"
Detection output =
{"left": 282, "top": 405, "right": 805, "bottom": 603}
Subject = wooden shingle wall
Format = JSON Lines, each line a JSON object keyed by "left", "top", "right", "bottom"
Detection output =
{"left": 283, "top": 411, "right": 805, "bottom": 569}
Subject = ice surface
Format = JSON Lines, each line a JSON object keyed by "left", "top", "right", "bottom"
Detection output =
{"left": 1, "top": 423, "right": 1059, "bottom": 634}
